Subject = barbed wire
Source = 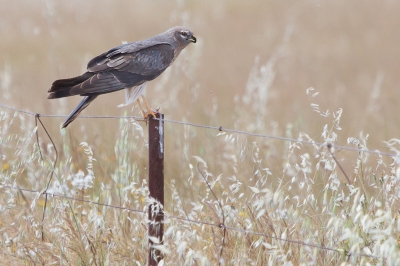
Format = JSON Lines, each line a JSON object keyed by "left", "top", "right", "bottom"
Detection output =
{"left": 0, "top": 103, "right": 391, "bottom": 260}
{"left": 0, "top": 102, "right": 383, "bottom": 261}
{"left": 0, "top": 103, "right": 398, "bottom": 159}
{"left": 2, "top": 185, "right": 377, "bottom": 260}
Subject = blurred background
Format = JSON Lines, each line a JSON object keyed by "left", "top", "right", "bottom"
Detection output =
{"left": 1, "top": 0, "right": 400, "bottom": 186}
{"left": 1, "top": 0, "right": 400, "bottom": 144}
{"left": 1, "top": 1, "right": 400, "bottom": 263}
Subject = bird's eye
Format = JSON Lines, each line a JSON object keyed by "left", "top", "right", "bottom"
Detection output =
{"left": 181, "top": 31, "right": 188, "bottom": 37}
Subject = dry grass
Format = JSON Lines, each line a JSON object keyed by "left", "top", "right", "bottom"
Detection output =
{"left": 1, "top": 0, "right": 400, "bottom": 265}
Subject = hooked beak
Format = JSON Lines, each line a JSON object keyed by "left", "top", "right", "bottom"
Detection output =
{"left": 189, "top": 36, "right": 197, "bottom": 43}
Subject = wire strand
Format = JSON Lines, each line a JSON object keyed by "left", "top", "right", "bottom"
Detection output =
{"left": 2, "top": 185, "right": 376, "bottom": 259}
{"left": 0, "top": 103, "right": 398, "bottom": 158}
{"left": 0, "top": 103, "right": 384, "bottom": 261}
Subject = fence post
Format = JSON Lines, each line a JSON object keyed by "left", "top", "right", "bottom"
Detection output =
{"left": 148, "top": 113, "right": 164, "bottom": 265}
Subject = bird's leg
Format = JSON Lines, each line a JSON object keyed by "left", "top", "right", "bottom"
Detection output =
{"left": 141, "top": 95, "right": 157, "bottom": 119}
{"left": 136, "top": 99, "right": 146, "bottom": 118}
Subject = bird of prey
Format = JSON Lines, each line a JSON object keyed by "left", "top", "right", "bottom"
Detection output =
{"left": 48, "top": 26, "right": 196, "bottom": 128}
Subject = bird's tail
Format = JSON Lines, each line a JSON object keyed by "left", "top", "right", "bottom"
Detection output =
{"left": 48, "top": 72, "right": 94, "bottom": 99}
{"left": 62, "top": 95, "right": 98, "bottom": 128}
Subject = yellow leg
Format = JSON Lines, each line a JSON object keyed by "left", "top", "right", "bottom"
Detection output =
{"left": 141, "top": 96, "right": 157, "bottom": 119}
{"left": 136, "top": 99, "right": 146, "bottom": 117}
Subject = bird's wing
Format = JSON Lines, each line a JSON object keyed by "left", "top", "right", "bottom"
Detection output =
{"left": 88, "top": 41, "right": 175, "bottom": 74}
{"left": 69, "top": 42, "right": 175, "bottom": 95}
{"left": 69, "top": 72, "right": 126, "bottom": 95}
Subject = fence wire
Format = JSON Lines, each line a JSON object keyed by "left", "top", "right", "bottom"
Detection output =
{"left": 0, "top": 103, "right": 398, "bottom": 158}
{"left": 0, "top": 103, "right": 387, "bottom": 261}
{"left": 2, "top": 185, "right": 377, "bottom": 260}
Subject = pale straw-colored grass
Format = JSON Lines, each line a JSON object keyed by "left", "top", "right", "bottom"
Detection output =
{"left": 1, "top": 1, "right": 400, "bottom": 265}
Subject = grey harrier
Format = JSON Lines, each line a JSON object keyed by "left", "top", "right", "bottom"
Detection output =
{"left": 48, "top": 26, "right": 196, "bottom": 128}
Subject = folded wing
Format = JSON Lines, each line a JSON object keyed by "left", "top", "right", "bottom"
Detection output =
{"left": 48, "top": 42, "right": 175, "bottom": 98}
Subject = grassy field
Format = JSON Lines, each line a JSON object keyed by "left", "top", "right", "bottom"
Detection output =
{"left": 1, "top": 0, "right": 400, "bottom": 265}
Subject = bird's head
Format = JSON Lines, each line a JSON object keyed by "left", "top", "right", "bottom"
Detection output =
{"left": 179, "top": 29, "right": 196, "bottom": 43}
{"left": 172, "top": 26, "right": 197, "bottom": 45}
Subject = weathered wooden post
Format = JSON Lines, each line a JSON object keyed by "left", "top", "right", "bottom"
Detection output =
{"left": 148, "top": 113, "right": 164, "bottom": 265}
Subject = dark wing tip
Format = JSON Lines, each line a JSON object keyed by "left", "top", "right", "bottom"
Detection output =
{"left": 61, "top": 95, "right": 98, "bottom": 128}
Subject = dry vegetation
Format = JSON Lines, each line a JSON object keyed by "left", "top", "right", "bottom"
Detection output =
{"left": 1, "top": 0, "right": 400, "bottom": 265}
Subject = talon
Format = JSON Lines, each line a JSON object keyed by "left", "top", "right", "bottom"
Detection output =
{"left": 144, "top": 110, "right": 157, "bottom": 119}
{"left": 137, "top": 96, "right": 159, "bottom": 121}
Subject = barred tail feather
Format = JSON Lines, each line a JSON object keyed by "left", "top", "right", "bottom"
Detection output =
{"left": 62, "top": 95, "right": 98, "bottom": 128}
{"left": 48, "top": 72, "right": 94, "bottom": 99}
{"left": 48, "top": 89, "right": 73, "bottom": 99}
